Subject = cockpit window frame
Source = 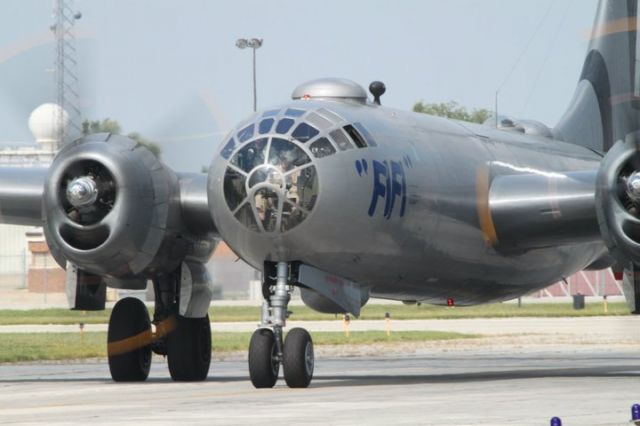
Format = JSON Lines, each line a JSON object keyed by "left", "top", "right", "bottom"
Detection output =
{"left": 353, "top": 122, "right": 377, "bottom": 147}
{"left": 291, "top": 122, "right": 320, "bottom": 143}
{"left": 343, "top": 124, "right": 367, "bottom": 148}
{"left": 220, "top": 107, "right": 379, "bottom": 163}
{"left": 220, "top": 106, "right": 379, "bottom": 235}
{"left": 223, "top": 132, "right": 319, "bottom": 234}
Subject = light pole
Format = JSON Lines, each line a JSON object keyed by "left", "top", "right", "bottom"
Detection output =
{"left": 236, "top": 38, "right": 263, "bottom": 112}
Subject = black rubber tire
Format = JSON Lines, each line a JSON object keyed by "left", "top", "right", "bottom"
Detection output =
{"left": 283, "top": 328, "right": 314, "bottom": 388}
{"left": 167, "top": 314, "right": 212, "bottom": 381}
{"left": 107, "top": 297, "right": 152, "bottom": 382}
{"left": 248, "top": 328, "right": 279, "bottom": 388}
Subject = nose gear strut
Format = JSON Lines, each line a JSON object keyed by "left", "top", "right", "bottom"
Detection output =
{"left": 248, "top": 261, "right": 315, "bottom": 388}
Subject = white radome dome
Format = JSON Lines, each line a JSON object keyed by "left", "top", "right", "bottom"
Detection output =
{"left": 28, "top": 103, "right": 68, "bottom": 151}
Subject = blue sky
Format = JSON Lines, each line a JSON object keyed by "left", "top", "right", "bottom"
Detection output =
{"left": 0, "top": 0, "right": 598, "bottom": 171}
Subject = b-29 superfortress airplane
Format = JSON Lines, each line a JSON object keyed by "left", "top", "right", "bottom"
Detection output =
{"left": 1, "top": 0, "right": 639, "bottom": 388}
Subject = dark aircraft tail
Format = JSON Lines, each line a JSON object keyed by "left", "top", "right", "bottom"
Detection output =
{"left": 554, "top": 0, "right": 639, "bottom": 152}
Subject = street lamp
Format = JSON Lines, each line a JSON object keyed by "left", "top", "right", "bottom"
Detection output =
{"left": 236, "top": 38, "right": 263, "bottom": 112}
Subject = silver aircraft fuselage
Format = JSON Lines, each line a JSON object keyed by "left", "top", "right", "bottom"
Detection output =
{"left": 209, "top": 98, "right": 604, "bottom": 305}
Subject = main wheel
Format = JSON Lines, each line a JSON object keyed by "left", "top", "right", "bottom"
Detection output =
{"left": 107, "top": 297, "right": 152, "bottom": 382}
{"left": 283, "top": 328, "right": 314, "bottom": 388}
{"left": 248, "top": 328, "right": 279, "bottom": 388}
{"left": 167, "top": 315, "right": 211, "bottom": 381}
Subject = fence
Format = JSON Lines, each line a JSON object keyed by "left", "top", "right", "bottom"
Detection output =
{"left": 535, "top": 269, "right": 623, "bottom": 298}
{"left": 0, "top": 251, "right": 28, "bottom": 290}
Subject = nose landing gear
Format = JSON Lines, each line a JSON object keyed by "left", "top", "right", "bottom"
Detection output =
{"left": 248, "top": 328, "right": 280, "bottom": 388}
{"left": 248, "top": 261, "right": 315, "bottom": 388}
{"left": 283, "top": 327, "right": 314, "bottom": 388}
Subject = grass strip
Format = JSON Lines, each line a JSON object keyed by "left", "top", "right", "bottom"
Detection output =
{"left": 0, "top": 301, "right": 629, "bottom": 326}
{"left": 0, "top": 330, "right": 475, "bottom": 363}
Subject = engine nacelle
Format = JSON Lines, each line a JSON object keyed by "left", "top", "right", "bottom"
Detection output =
{"left": 595, "top": 132, "right": 640, "bottom": 264}
{"left": 43, "top": 133, "right": 214, "bottom": 282}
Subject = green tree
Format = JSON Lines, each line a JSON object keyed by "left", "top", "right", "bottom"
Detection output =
{"left": 126, "top": 132, "right": 161, "bottom": 158}
{"left": 413, "top": 101, "right": 491, "bottom": 124}
{"left": 81, "top": 118, "right": 161, "bottom": 158}
{"left": 82, "top": 118, "right": 121, "bottom": 135}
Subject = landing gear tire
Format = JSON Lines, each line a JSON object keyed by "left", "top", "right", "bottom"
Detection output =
{"left": 167, "top": 315, "right": 211, "bottom": 381}
{"left": 107, "top": 297, "right": 152, "bottom": 382}
{"left": 283, "top": 328, "right": 314, "bottom": 388}
{"left": 248, "top": 328, "right": 280, "bottom": 388}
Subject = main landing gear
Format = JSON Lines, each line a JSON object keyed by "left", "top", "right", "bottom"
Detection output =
{"left": 248, "top": 262, "right": 315, "bottom": 388}
{"left": 107, "top": 297, "right": 152, "bottom": 381}
{"left": 107, "top": 270, "right": 212, "bottom": 382}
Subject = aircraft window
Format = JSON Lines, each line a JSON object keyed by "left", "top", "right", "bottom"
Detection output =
{"left": 230, "top": 137, "right": 268, "bottom": 173}
{"left": 259, "top": 118, "right": 274, "bottom": 134}
{"left": 306, "top": 112, "right": 332, "bottom": 130}
{"left": 254, "top": 188, "right": 279, "bottom": 232}
{"left": 268, "top": 138, "right": 311, "bottom": 172}
{"left": 285, "top": 108, "right": 305, "bottom": 117}
{"left": 220, "top": 137, "right": 236, "bottom": 159}
{"left": 291, "top": 123, "right": 319, "bottom": 143}
{"left": 235, "top": 203, "right": 260, "bottom": 232}
{"left": 262, "top": 109, "right": 280, "bottom": 117}
{"left": 286, "top": 165, "right": 318, "bottom": 211}
{"left": 316, "top": 108, "right": 343, "bottom": 124}
{"left": 276, "top": 118, "right": 295, "bottom": 134}
{"left": 281, "top": 202, "right": 308, "bottom": 232}
{"left": 249, "top": 169, "right": 267, "bottom": 188}
{"left": 237, "top": 123, "right": 255, "bottom": 143}
{"left": 249, "top": 166, "right": 284, "bottom": 189}
{"left": 223, "top": 167, "right": 247, "bottom": 211}
{"left": 353, "top": 122, "right": 377, "bottom": 147}
{"left": 329, "top": 129, "right": 354, "bottom": 151}
{"left": 310, "top": 137, "right": 336, "bottom": 158}
{"left": 343, "top": 124, "right": 367, "bottom": 148}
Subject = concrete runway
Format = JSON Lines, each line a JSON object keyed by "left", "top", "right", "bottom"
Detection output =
{"left": 1, "top": 349, "right": 639, "bottom": 426}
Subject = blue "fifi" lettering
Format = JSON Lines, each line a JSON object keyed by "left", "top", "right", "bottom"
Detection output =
{"left": 367, "top": 159, "right": 407, "bottom": 219}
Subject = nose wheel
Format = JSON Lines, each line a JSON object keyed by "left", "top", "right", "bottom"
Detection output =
{"left": 248, "top": 329, "right": 280, "bottom": 388}
{"left": 283, "top": 328, "right": 314, "bottom": 388}
{"left": 248, "top": 262, "right": 315, "bottom": 388}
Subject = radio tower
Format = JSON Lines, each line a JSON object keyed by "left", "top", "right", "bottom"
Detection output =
{"left": 51, "top": 0, "right": 82, "bottom": 146}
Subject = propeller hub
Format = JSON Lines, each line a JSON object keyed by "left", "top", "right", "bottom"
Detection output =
{"left": 66, "top": 176, "right": 98, "bottom": 208}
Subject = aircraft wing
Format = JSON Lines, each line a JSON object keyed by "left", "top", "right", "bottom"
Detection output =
{"left": 477, "top": 167, "right": 601, "bottom": 252}
{"left": 480, "top": 136, "right": 640, "bottom": 267}
{"left": 476, "top": 133, "right": 640, "bottom": 314}
{"left": 0, "top": 166, "right": 48, "bottom": 226}
{"left": 0, "top": 166, "right": 215, "bottom": 233}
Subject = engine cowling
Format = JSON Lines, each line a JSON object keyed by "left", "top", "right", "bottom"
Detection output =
{"left": 43, "top": 133, "right": 195, "bottom": 280}
{"left": 595, "top": 131, "right": 640, "bottom": 264}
